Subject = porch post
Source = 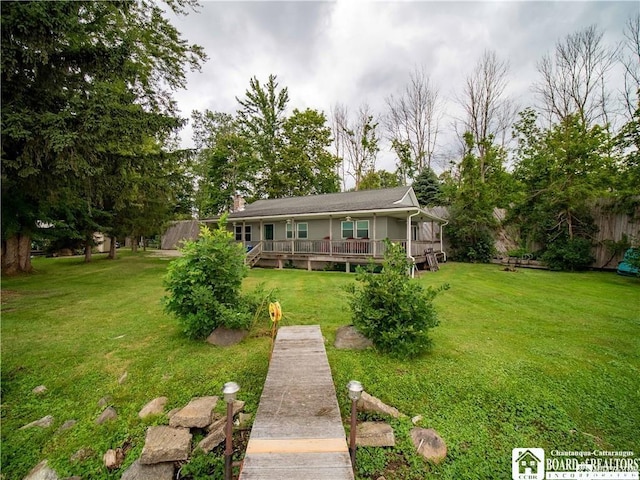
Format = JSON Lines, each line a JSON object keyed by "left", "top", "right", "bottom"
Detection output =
{"left": 373, "top": 214, "right": 377, "bottom": 257}
{"left": 406, "top": 214, "right": 412, "bottom": 259}
{"left": 329, "top": 216, "right": 333, "bottom": 255}
{"left": 242, "top": 221, "right": 246, "bottom": 248}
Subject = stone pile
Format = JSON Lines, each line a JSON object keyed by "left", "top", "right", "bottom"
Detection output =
{"left": 354, "top": 391, "right": 448, "bottom": 464}
{"left": 22, "top": 392, "right": 245, "bottom": 480}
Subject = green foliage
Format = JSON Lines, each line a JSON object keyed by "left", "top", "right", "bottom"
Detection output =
{"left": 542, "top": 238, "right": 595, "bottom": 271}
{"left": 412, "top": 167, "right": 443, "bottom": 206}
{"left": 358, "top": 170, "right": 401, "bottom": 190}
{"left": 356, "top": 447, "right": 389, "bottom": 477}
{"left": 276, "top": 108, "right": 341, "bottom": 197}
{"left": 511, "top": 109, "right": 611, "bottom": 267}
{"left": 346, "top": 240, "right": 447, "bottom": 359}
{"left": 163, "top": 220, "right": 250, "bottom": 339}
{"left": 1, "top": 0, "right": 205, "bottom": 271}
{"left": 179, "top": 450, "right": 224, "bottom": 479}
{"left": 446, "top": 132, "right": 510, "bottom": 263}
{"left": 2, "top": 257, "right": 639, "bottom": 479}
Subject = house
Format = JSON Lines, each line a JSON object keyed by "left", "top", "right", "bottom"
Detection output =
{"left": 205, "top": 186, "right": 448, "bottom": 272}
{"left": 516, "top": 450, "right": 541, "bottom": 475}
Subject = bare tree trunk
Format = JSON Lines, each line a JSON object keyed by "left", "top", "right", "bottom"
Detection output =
{"left": 108, "top": 236, "right": 117, "bottom": 260}
{"left": 131, "top": 236, "right": 138, "bottom": 253}
{"left": 84, "top": 238, "right": 92, "bottom": 263}
{"left": 534, "top": 25, "right": 616, "bottom": 126}
{"left": 2, "top": 233, "right": 33, "bottom": 275}
{"left": 385, "top": 67, "right": 442, "bottom": 175}
{"left": 142, "top": 236, "right": 147, "bottom": 251}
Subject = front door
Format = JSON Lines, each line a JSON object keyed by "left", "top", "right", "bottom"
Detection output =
{"left": 264, "top": 224, "right": 274, "bottom": 241}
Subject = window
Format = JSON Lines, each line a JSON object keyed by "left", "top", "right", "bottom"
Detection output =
{"left": 296, "top": 223, "right": 308, "bottom": 239}
{"left": 235, "top": 225, "right": 251, "bottom": 241}
{"left": 286, "top": 223, "right": 293, "bottom": 239}
{"left": 356, "top": 220, "right": 369, "bottom": 239}
{"left": 341, "top": 221, "right": 354, "bottom": 239}
{"left": 342, "top": 220, "right": 369, "bottom": 239}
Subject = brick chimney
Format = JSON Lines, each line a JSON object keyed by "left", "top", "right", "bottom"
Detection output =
{"left": 232, "top": 194, "right": 245, "bottom": 212}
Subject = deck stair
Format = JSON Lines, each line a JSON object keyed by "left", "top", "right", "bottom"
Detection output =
{"left": 239, "top": 325, "right": 354, "bottom": 480}
{"left": 245, "top": 242, "right": 263, "bottom": 267}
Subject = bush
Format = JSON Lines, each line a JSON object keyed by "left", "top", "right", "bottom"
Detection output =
{"left": 346, "top": 240, "right": 448, "bottom": 359}
{"left": 163, "top": 218, "right": 250, "bottom": 339}
{"left": 542, "top": 237, "right": 594, "bottom": 271}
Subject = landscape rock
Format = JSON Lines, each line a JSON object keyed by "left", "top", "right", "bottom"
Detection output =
{"left": 138, "top": 397, "right": 168, "bottom": 418}
{"left": 238, "top": 413, "right": 253, "bottom": 428}
{"left": 206, "top": 400, "right": 244, "bottom": 431}
{"left": 103, "top": 448, "right": 124, "bottom": 470}
{"left": 20, "top": 415, "right": 54, "bottom": 430}
{"left": 32, "top": 385, "right": 47, "bottom": 395}
{"left": 198, "top": 424, "right": 226, "bottom": 452}
{"left": 56, "top": 420, "right": 77, "bottom": 434}
{"left": 334, "top": 325, "right": 374, "bottom": 350}
{"left": 22, "top": 460, "right": 59, "bottom": 480}
{"left": 355, "top": 422, "right": 395, "bottom": 447}
{"left": 411, "top": 415, "right": 423, "bottom": 425}
{"left": 167, "top": 408, "right": 180, "bottom": 419}
{"left": 63, "top": 477, "right": 82, "bottom": 480}
{"left": 357, "top": 392, "right": 402, "bottom": 418}
{"left": 121, "top": 459, "right": 174, "bottom": 480}
{"left": 70, "top": 448, "right": 94, "bottom": 463}
{"left": 410, "top": 427, "right": 447, "bottom": 464}
{"left": 97, "top": 396, "right": 112, "bottom": 408}
{"left": 206, "top": 327, "right": 248, "bottom": 347}
{"left": 139, "top": 426, "right": 191, "bottom": 464}
{"left": 95, "top": 406, "right": 117, "bottom": 424}
{"left": 169, "top": 396, "right": 218, "bottom": 428}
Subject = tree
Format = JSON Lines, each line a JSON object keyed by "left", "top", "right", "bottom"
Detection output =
{"left": 534, "top": 25, "right": 616, "bottom": 126}
{"left": 192, "top": 110, "right": 254, "bottom": 216}
{"left": 333, "top": 103, "right": 380, "bottom": 190}
{"left": 458, "top": 50, "right": 515, "bottom": 174}
{"left": 511, "top": 108, "right": 613, "bottom": 269}
{"left": 358, "top": 170, "right": 400, "bottom": 191}
{"left": 619, "top": 14, "right": 640, "bottom": 121}
{"left": 236, "top": 74, "right": 289, "bottom": 199}
{"left": 385, "top": 67, "right": 442, "bottom": 176}
{"left": 447, "top": 133, "right": 503, "bottom": 262}
{"left": 412, "top": 168, "right": 443, "bottom": 207}
{"left": 1, "top": 1, "right": 205, "bottom": 274}
{"left": 276, "top": 109, "right": 340, "bottom": 197}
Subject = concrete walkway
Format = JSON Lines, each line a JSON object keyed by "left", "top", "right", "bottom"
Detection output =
{"left": 239, "top": 325, "right": 354, "bottom": 480}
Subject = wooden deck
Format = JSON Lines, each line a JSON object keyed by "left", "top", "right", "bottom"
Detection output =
{"left": 239, "top": 326, "right": 354, "bottom": 480}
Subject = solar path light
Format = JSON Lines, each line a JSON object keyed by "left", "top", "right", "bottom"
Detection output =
{"left": 347, "top": 380, "right": 363, "bottom": 472}
{"left": 223, "top": 382, "right": 240, "bottom": 480}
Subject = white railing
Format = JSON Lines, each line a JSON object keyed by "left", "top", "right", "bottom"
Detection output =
{"left": 257, "top": 240, "right": 434, "bottom": 258}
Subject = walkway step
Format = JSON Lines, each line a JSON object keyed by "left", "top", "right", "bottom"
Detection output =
{"left": 239, "top": 325, "right": 353, "bottom": 479}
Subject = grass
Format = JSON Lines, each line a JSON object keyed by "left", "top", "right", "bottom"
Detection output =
{"left": 1, "top": 252, "right": 638, "bottom": 479}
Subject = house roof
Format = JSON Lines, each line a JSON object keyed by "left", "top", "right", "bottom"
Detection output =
{"left": 224, "top": 186, "right": 445, "bottom": 222}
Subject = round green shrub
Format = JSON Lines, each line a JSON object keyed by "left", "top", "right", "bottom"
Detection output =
{"left": 163, "top": 219, "right": 250, "bottom": 339}
{"left": 346, "top": 240, "right": 448, "bottom": 359}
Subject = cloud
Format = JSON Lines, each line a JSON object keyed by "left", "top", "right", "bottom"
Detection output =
{"left": 168, "top": 1, "right": 638, "bottom": 172}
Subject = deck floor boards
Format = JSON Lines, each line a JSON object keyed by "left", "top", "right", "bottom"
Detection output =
{"left": 239, "top": 325, "right": 354, "bottom": 480}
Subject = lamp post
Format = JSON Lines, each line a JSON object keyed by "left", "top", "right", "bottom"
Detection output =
{"left": 223, "top": 382, "right": 240, "bottom": 480}
{"left": 347, "top": 380, "right": 363, "bottom": 472}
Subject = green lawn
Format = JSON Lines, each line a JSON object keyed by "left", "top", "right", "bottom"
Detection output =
{"left": 1, "top": 252, "right": 638, "bottom": 479}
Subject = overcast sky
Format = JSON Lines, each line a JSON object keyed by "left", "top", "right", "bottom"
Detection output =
{"left": 167, "top": 1, "right": 638, "bottom": 173}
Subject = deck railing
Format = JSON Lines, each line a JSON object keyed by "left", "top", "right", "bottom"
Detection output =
{"left": 256, "top": 239, "right": 434, "bottom": 258}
